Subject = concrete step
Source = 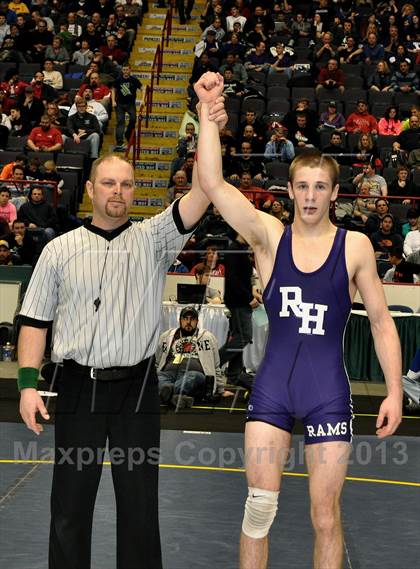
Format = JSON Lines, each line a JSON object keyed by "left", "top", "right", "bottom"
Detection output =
{"left": 130, "top": 71, "right": 190, "bottom": 86}
{"left": 134, "top": 160, "right": 171, "bottom": 179}
{"left": 136, "top": 35, "right": 197, "bottom": 47}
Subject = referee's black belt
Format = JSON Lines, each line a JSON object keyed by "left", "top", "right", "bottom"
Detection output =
{"left": 63, "top": 358, "right": 153, "bottom": 381}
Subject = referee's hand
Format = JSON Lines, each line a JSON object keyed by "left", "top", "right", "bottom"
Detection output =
{"left": 20, "top": 389, "right": 50, "bottom": 436}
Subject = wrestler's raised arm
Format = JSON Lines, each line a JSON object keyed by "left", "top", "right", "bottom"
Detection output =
{"left": 195, "top": 72, "right": 282, "bottom": 252}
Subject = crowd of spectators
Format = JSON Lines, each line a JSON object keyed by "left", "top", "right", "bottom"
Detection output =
{"left": 0, "top": 0, "right": 142, "bottom": 264}
{"left": 169, "top": 0, "right": 420, "bottom": 284}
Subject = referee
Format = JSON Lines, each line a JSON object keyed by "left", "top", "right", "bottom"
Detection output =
{"left": 17, "top": 99, "right": 226, "bottom": 569}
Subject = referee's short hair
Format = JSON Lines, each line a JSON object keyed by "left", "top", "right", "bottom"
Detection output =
{"left": 90, "top": 153, "right": 134, "bottom": 185}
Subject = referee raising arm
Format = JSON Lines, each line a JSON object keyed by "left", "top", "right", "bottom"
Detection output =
{"left": 17, "top": 96, "right": 227, "bottom": 569}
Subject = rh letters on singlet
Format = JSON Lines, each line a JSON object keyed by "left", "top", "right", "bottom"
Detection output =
{"left": 279, "top": 287, "right": 328, "bottom": 336}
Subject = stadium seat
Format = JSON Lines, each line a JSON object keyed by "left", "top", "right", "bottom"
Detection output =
{"left": 267, "top": 86, "right": 290, "bottom": 100}
{"left": 247, "top": 70, "right": 266, "bottom": 84}
{"left": 382, "top": 167, "right": 397, "bottom": 183}
{"left": 19, "top": 63, "right": 41, "bottom": 76}
{"left": 224, "top": 98, "right": 241, "bottom": 114}
{"left": 6, "top": 136, "right": 27, "bottom": 152}
{"left": 291, "top": 87, "right": 315, "bottom": 101}
{"left": 344, "top": 75, "right": 364, "bottom": 89}
{"left": 266, "top": 99, "right": 290, "bottom": 115}
{"left": 27, "top": 151, "right": 55, "bottom": 164}
{"left": 241, "top": 98, "right": 266, "bottom": 117}
{"left": 367, "top": 90, "right": 394, "bottom": 105}
{"left": 63, "top": 139, "right": 91, "bottom": 156}
{"left": 265, "top": 73, "right": 289, "bottom": 86}
{"left": 265, "top": 161, "right": 290, "bottom": 179}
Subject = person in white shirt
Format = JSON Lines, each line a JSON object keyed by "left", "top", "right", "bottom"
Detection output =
{"left": 226, "top": 6, "right": 247, "bottom": 32}
{"left": 0, "top": 13, "right": 10, "bottom": 43}
{"left": 403, "top": 218, "right": 420, "bottom": 257}
{"left": 42, "top": 60, "right": 63, "bottom": 90}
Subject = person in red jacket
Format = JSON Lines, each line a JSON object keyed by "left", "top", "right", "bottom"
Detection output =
{"left": 345, "top": 99, "right": 378, "bottom": 135}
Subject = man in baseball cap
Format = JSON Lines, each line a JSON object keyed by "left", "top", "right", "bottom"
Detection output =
{"left": 155, "top": 305, "right": 224, "bottom": 408}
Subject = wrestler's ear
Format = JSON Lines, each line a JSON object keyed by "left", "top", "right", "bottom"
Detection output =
{"left": 331, "top": 183, "right": 339, "bottom": 202}
{"left": 287, "top": 181, "right": 294, "bottom": 200}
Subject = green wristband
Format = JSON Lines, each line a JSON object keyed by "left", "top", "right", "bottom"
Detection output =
{"left": 17, "top": 367, "right": 39, "bottom": 391}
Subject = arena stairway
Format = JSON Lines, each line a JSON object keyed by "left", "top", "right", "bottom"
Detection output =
{"left": 79, "top": 2, "right": 204, "bottom": 219}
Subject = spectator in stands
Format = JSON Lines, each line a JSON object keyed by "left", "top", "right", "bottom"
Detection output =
{"left": 226, "top": 6, "right": 247, "bottom": 32}
{"left": 337, "top": 36, "right": 363, "bottom": 64}
{"left": 390, "top": 60, "right": 419, "bottom": 93}
{"left": 322, "top": 130, "right": 349, "bottom": 163}
{"left": 9, "top": 0, "right": 29, "bottom": 16}
{"left": 388, "top": 246, "right": 420, "bottom": 283}
{"left": 238, "top": 109, "right": 265, "bottom": 139}
{"left": 42, "top": 59, "right": 63, "bottom": 90}
{"left": 28, "top": 18, "right": 53, "bottom": 63}
{"left": 0, "top": 188, "right": 16, "bottom": 228}
{"left": 44, "top": 35, "right": 70, "bottom": 66}
{"left": 319, "top": 100, "right": 346, "bottom": 132}
{"left": 6, "top": 218, "right": 36, "bottom": 265}
{"left": 402, "top": 209, "right": 419, "bottom": 238}
{"left": 367, "top": 60, "right": 392, "bottom": 91}
{"left": 72, "top": 39, "right": 94, "bottom": 66}
{"left": 195, "top": 267, "right": 223, "bottom": 304}
{"left": 371, "top": 214, "right": 403, "bottom": 258}
{"left": 41, "top": 160, "right": 63, "bottom": 197}
{"left": 156, "top": 306, "right": 223, "bottom": 408}
{"left": 246, "top": 22, "right": 268, "bottom": 48}
{"left": 27, "top": 115, "right": 63, "bottom": 153}
{"left": 189, "top": 52, "right": 218, "bottom": 92}
{"left": 310, "top": 13, "right": 324, "bottom": 41}
{"left": 79, "top": 21, "right": 102, "bottom": 51}
{"left": 244, "top": 40, "right": 271, "bottom": 72}
{"left": 219, "top": 53, "right": 248, "bottom": 83}
{"left": 268, "top": 42, "right": 293, "bottom": 77}
{"left": 0, "top": 68, "right": 27, "bottom": 100}
{"left": 2, "top": 163, "right": 29, "bottom": 209}
{"left": 401, "top": 104, "right": 420, "bottom": 130}
{"left": 387, "top": 44, "right": 414, "bottom": 71}
{"left": 168, "top": 257, "right": 190, "bottom": 273}
{"left": 316, "top": 58, "right": 345, "bottom": 95}
{"left": 18, "top": 185, "right": 58, "bottom": 242}
{"left": 191, "top": 243, "right": 225, "bottom": 277}
{"left": 353, "top": 162, "right": 387, "bottom": 197}
{"left": 388, "top": 166, "right": 417, "bottom": 205}
{"left": 345, "top": 99, "right": 378, "bottom": 135}
{"left": 30, "top": 71, "right": 58, "bottom": 104}
{"left": 220, "top": 31, "right": 246, "bottom": 60}
{"left": 393, "top": 114, "right": 420, "bottom": 155}
{"left": 0, "top": 238, "right": 16, "bottom": 265}
{"left": 238, "top": 171, "right": 274, "bottom": 209}
{"left": 364, "top": 197, "right": 391, "bottom": 235}
{"left": 112, "top": 63, "right": 142, "bottom": 151}
{"left": 230, "top": 140, "right": 265, "bottom": 181}
{"left": 45, "top": 100, "right": 66, "bottom": 131}
{"left": 68, "top": 89, "right": 108, "bottom": 131}
{"left": 181, "top": 152, "right": 195, "bottom": 183}
{"left": 313, "top": 31, "right": 337, "bottom": 65}
{"left": 351, "top": 181, "right": 378, "bottom": 225}
{"left": 177, "top": 122, "right": 198, "bottom": 158}
{"left": 0, "top": 101, "right": 10, "bottom": 148}
{"left": 404, "top": 217, "right": 420, "bottom": 257}
{"left": 362, "top": 32, "right": 385, "bottom": 63}
{"left": 66, "top": 99, "right": 101, "bottom": 159}
{"left": 352, "top": 133, "right": 379, "bottom": 167}
{"left": 78, "top": 72, "right": 111, "bottom": 107}
{"left": 245, "top": 5, "right": 274, "bottom": 36}
{"left": 239, "top": 124, "right": 264, "bottom": 154}
{"left": 194, "top": 205, "right": 234, "bottom": 243}
{"left": 167, "top": 170, "right": 190, "bottom": 204}
{"left": 289, "top": 113, "right": 319, "bottom": 149}
{"left": 8, "top": 105, "right": 30, "bottom": 137}
{"left": 25, "top": 157, "right": 42, "bottom": 181}
{"left": 264, "top": 126, "right": 295, "bottom": 161}
{"left": 282, "top": 98, "right": 319, "bottom": 133}
{"left": 222, "top": 66, "right": 244, "bottom": 96}
{"left": 0, "top": 153, "right": 25, "bottom": 179}
{"left": 0, "top": 12, "right": 10, "bottom": 43}
{"left": 290, "top": 12, "right": 311, "bottom": 44}
{"left": 100, "top": 33, "right": 126, "bottom": 65}
{"left": 378, "top": 106, "right": 402, "bottom": 136}
{"left": 18, "top": 85, "right": 44, "bottom": 127}
{"left": 66, "top": 11, "right": 83, "bottom": 39}
{"left": 269, "top": 199, "right": 290, "bottom": 223}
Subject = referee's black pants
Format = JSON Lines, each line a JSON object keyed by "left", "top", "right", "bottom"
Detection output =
{"left": 49, "top": 359, "right": 162, "bottom": 569}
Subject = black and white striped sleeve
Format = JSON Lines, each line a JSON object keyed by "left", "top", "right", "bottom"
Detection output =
{"left": 147, "top": 199, "right": 198, "bottom": 268}
{"left": 19, "top": 243, "right": 59, "bottom": 328}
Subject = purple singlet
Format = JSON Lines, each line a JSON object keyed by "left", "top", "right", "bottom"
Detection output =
{"left": 247, "top": 225, "right": 353, "bottom": 444}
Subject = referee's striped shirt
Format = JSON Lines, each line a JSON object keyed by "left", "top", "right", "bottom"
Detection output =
{"left": 19, "top": 200, "right": 194, "bottom": 368}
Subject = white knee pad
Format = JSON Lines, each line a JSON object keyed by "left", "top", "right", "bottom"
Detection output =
{"left": 242, "top": 487, "right": 279, "bottom": 539}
